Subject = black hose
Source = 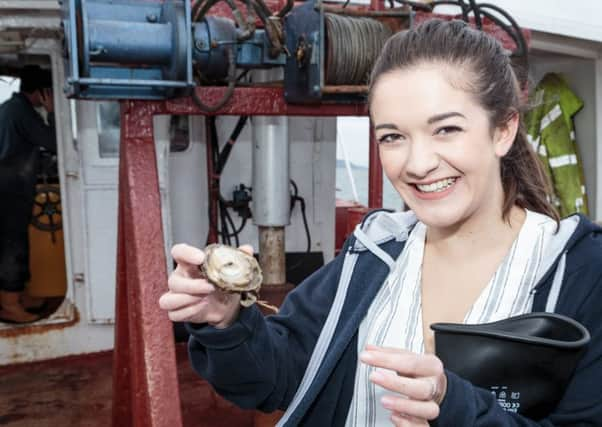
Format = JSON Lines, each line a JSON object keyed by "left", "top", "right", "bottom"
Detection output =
{"left": 429, "top": 1, "right": 470, "bottom": 21}
{"left": 478, "top": 3, "right": 527, "bottom": 57}
{"left": 254, "top": 0, "right": 273, "bottom": 20}
{"left": 399, "top": 0, "right": 526, "bottom": 59}
{"left": 209, "top": 115, "right": 249, "bottom": 244}
{"left": 468, "top": 0, "right": 482, "bottom": 29}
{"left": 277, "top": 0, "right": 294, "bottom": 18}
{"left": 223, "top": 203, "right": 240, "bottom": 247}
{"left": 296, "top": 196, "right": 311, "bottom": 253}
{"left": 191, "top": 47, "right": 236, "bottom": 112}
{"left": 217, "top": 116, "right": 248, "bottom": 174}
{"left": 289, "top": 180, "right": 311, "bottom": 253}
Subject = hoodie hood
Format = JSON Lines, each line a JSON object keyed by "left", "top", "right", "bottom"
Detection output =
{"left": 351, "top": 210, "right": 601, "bottom": 312}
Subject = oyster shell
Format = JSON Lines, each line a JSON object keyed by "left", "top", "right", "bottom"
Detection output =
{"left": 201, "top": 244, "right": 263, "bottom": 307}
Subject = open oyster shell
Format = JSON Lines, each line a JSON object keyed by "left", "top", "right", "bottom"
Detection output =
{"left": 200, "top": 244, "right": 263, "bottom": 307}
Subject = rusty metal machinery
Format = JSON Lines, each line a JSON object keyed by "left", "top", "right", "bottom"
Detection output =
{"left": 61, "top": 0, "right": 413, "bottom": 104}
{"left": 61, "top": 0, "right": 526, "bottom": 105}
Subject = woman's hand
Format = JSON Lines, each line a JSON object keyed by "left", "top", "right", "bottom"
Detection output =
{"left": 159, "top": 243, "right": 253, "bottom": 329}
{"left": 360, "top": 345, "right": 447, "bottom": 426}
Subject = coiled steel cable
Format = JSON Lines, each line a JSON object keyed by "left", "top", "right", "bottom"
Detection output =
{"left": 325, "top": 14, "right": 392, "bottom": 85}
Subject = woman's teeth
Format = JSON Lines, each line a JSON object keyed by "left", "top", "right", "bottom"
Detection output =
{"left": 416, "top": 178, "right": 456, "bottom": 193}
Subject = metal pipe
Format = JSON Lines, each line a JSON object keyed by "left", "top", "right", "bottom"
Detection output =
{"left": 252, "top": 69, "right": 289, "bottom": 286}
{"left": 252, "top": 70, "right": 290, "bottom": 226}
{"left": 67, "top": 77, "right": 189, "bottom": 88}
{"left": 322, "top": 85, "right": 368, "bottom": 94}
{"left": 88, "top": 20, "right": 173, "bottom": 65}
{"left": 258, "top": 227, "right": 286, "bottom": 285}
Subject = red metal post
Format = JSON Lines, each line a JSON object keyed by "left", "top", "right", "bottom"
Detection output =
{"left": 112, "top": 101, "right": 183, "bottom": 427}
{"left": 112, "top": 176, "right": 133, "bottom": 426}
{"left": 205, "top": 118, "right": 219, "bottom": 244}
{"left": 368, "top": 123, "right": 383, "bottom": 208}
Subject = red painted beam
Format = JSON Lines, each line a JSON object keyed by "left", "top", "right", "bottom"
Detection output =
{"left": 112, "top": 92, "right": 370, "bottom": 427}
{"left": 205, "top": 118, "right": 219, "bottom": 245}
{"left": 112, "top": 174, "right": 133, "bottom": 426}
{"left": 112, "top": 101, "right": 183, "bottom": 427}
{"left": 161, "top": 87, "right": 368, "bottom": 117}
{"left": 368, "top": 126, "right": 383, "bottom": 208}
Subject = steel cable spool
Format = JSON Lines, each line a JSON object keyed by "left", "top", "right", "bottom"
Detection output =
{"left": 325, "top": 13, "right": 392, "bottom": 86}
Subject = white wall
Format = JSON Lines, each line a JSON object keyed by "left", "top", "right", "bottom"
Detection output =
{"left": 169, "top": 116, "right": 339, "bottom": 264}
{"left": 432, "top": 1, "right": 602, "bottom": 43}
{"left": 485, "top": 0, "right": 602, "bottom": 43}
{"left": 0, "top": 76, "right": 19, "bottom": 102}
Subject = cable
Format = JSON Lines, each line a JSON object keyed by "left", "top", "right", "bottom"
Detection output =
{"left": 223, "top": 201, "right": 240, "bottom": 247}
{"left": 295, "top": 195, "right": 311, "bottom": 253}
{"left": 289, "top": 180, "right": 311, "bottom": 253}
{"left": 395, "top": 0, "right": 527, "bottom": 59}
{"left": 192, "top": 46, "right": 236, "bottom": 112}
{"left": 324, "top": 14, "right": 392, "bottom": 85}
{"left": 277, "top": 0, "right": 293, "bottom": 17}
{"left": 217, "top": 116, "right": 248, "bottom": 174}
{"left": 468, "top": 0, "right": 482, "bottom": 29}
{"left": 476, "top": 3, "right": 527, "bottom": 57}
{"left": 219, "top": 198, "right": 232, "bottom": 245}
{"left": 207, "top": 116, "right": 250, "bottom": 246}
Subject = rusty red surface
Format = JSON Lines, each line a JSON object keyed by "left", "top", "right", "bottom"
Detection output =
{"left": 370, "top": 0, "right": 385, "bottom": 12}
{"left": 368, "top": 130, "right": 383, "bottom": 208}
{"left": 0, "top": 344, "right": 253, "bottom": 427}
{"left": 202, "top": 0, "right": 287, "bottom": 25}
{"left": 0, "top": 303, "right": 78, "bottom": 339}
{"left": 205, "top": 119, "right": 219, "bottom": 244}
{"left": 113, "top": 102, "right": 183, "bottom": 427}
{"left": 161, "top": 87, "right": 368, "bottom": 117}
{"left": 335, "top": 199, "right": 364, "bottom": 253}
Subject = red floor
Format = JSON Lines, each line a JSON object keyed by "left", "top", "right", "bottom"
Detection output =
{"left": 0, "top": 343, "right": 255, "bottom": 427}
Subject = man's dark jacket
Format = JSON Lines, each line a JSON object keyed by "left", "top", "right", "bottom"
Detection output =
{"left": 0, "top": 92, "right": 56, "bottom": 195}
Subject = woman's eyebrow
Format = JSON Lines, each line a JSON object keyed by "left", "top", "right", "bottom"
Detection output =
{"left": 427, "top": 112, "right": 466, "bottom": 124}
{"left": 373, "top": 123, "right": 399, "bottom": 131}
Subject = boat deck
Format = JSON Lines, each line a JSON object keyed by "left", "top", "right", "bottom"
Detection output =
{"left": 0, "top": 343, "right": 255, "bottom": 427}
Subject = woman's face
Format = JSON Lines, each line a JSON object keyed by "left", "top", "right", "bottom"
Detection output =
{"left": 370, "top": 63, "right": 517, "bottom": 229}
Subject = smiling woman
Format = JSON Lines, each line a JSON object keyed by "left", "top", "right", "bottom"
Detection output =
{"left": 161, "top": 18, "right": 602, "bottom": 427}
{"left": 370, "top": 64, "right": 519, "bottom": 229}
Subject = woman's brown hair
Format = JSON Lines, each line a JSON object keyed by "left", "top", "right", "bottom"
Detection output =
{"left": 369, "top": 19, "right": 559, "bottom": 223}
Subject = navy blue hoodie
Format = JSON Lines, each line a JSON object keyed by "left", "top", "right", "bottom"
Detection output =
{"left": 187, "top": 211, "right": 602, "bottom": 426}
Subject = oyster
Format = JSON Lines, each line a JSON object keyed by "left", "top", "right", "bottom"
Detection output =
{"left": 200, "top": 244, "right": 263, "bottom": 307}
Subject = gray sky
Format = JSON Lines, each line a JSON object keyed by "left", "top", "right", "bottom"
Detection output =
{"left": 336, "top": 117, "right": 370, "bottom": 167}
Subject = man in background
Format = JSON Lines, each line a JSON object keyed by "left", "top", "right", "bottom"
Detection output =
{"left": 0, "top": 65, "right": 56, "bottom": 323}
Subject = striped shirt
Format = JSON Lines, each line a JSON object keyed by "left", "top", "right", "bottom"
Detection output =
{"left": 345, "top": 210, "right": 558, "bottom": 427}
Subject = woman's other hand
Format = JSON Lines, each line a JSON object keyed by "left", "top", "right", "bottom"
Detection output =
{"left": 159, "top": 243, "right": 253, "bottom": 329}
{"left": 360, "top": 345, "right": 447, "bottom": 426}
